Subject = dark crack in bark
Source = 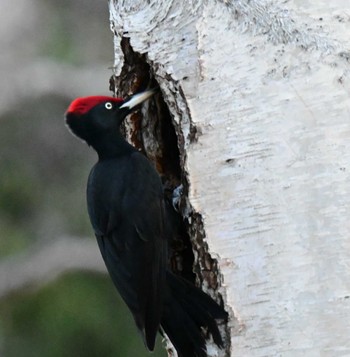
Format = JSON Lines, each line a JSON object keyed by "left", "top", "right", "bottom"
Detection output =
{"left": 111, "top": 36, "right": 230, "bottom": 355}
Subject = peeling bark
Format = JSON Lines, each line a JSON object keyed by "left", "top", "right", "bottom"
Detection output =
{"left": 109, "top": 0, "right": 350, "bottom": 356}
{"left": 109, "top": 22, "right": 229, "bottom": 357}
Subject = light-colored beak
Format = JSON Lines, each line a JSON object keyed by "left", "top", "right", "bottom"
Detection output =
{"left": 120, "top": 89, "right": 156, "bottom": 110}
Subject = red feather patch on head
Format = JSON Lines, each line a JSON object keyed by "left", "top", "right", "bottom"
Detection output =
{"left": 66, "top": 96, "right": 123, "bottom": 115}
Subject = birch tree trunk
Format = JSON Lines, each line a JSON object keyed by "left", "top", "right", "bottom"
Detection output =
{"left": 109, "top": 1, "right": 350, "bottom": 356}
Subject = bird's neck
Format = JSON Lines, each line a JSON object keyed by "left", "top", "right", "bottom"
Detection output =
{"left": 90, "top": 131, "right": 136, "bottom": 160}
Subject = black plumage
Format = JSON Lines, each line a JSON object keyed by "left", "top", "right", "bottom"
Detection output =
{"left": 65, "top": 90, "right": 227, "bottom": 356}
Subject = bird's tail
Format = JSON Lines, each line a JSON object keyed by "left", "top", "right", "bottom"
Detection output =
{"left": 161, "top": 272, "right": 228, "bottom": 357}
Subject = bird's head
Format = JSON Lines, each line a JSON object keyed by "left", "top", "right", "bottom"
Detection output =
{"left": 65, "top": 89, "right": 155, "bottom": 145}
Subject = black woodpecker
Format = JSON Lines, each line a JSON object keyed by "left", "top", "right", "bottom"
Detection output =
{"left": 64, "top": 89, "right": 227, "bottom": 357}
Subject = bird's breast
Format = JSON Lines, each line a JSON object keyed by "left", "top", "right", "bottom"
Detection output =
{"left": 87, "top": 159, "right": 128, "bottom": 236}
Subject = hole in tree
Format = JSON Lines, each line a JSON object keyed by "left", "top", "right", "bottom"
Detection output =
{"left": 112, "top": 37, "right": 196, "bottom": 284}
{"left": 112, "top": 37, "right": 231, "bottom": 352}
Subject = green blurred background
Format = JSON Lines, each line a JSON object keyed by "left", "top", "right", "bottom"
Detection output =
{"left": 0, "top": 1, "right": 166, "bottom": 356}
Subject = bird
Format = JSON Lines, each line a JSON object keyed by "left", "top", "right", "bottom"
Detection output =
{"left": 65, "top": 89, "right": 227, "bottom": 357}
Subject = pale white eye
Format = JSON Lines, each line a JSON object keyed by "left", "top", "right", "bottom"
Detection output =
{"left": 105, "top": 102, "right": 113, "bottom": 110}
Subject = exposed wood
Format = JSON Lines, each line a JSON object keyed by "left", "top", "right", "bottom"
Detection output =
{"left": 109, "top": 0, "right": 350, "bottom": 356}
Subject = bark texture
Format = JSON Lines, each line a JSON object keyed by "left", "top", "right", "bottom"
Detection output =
{"left": 109, "top": 1, "right": 350, "bottom": 356}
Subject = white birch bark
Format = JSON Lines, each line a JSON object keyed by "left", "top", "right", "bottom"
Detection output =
{"left": 109, "top": 1, "right": 350, "bottom": 356}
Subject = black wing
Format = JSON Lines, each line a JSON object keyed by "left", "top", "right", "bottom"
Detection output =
{"left": 87, "top": 152, "right": 167, "bottom": 350}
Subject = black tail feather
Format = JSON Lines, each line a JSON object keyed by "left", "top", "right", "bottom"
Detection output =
{"left": 161, "top": 272, "right": 227, "bottom": 357}
{"left": 161, "top": 296, "right": 207, "bottom": 357}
